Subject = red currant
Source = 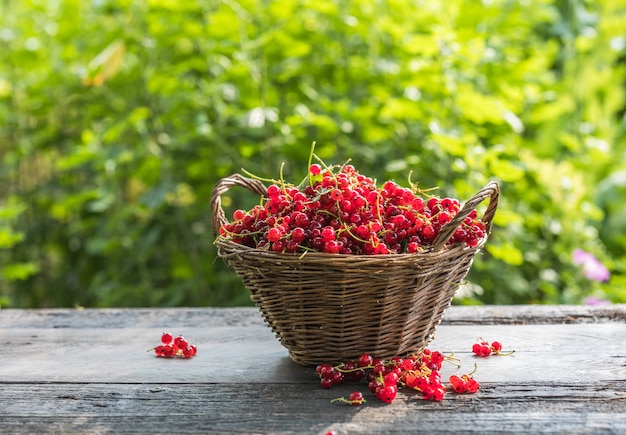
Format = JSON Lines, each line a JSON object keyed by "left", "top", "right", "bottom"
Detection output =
{"left": 321, "top": 226, "right": 336, "bottom": 242}
{"left": 449, "top": 375, "right": 467, "bottom": 393}
{"left": 491, "top": 341, "right": 503, "bottom": 352}
{"left": 266, "top": 184, "right": 281, "bottom": 198}
{"left": 357, "top": 353, "right": 373, "bottom": 368}
{"left": 466, "top": 378, "right": 480, "bottom": 393}
{"left": 383, "top": 372, "right": 399, "bottom": 387}
{"left": 173, "top": 336, "right": 188, "bottom": 350}
{"left": 375, "top": 385, "right": 397, "bottom": 403}
{"left": 162, "top": 345, "right": 174, "bottom": 358}
{"left": 348, "top": 391, "right": 365, "bottom": 406}
{"left": 480, "top": 345, "right": 491, "bottom": 357}
{"left": 267, "top": 227, "right": 282, "bottom": 242}
{"left": 330, "top": 189, "right": 343, "bottom": 201}
{"left": 320, "top": 378, "right": 334, "bottom": 389}
{"left": 309, "top": 164, "right": 322, "bottom": 176}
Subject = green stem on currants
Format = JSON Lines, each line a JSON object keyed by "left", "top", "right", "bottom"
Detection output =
{"left": 240, "top": 167, "right": 283, "bottom": 186}
{"left": 467, "top": 362, "right": 478, "bottom": 377}
{"left": 407, "top": 171, "right": 439, "bottom": 197}
{"left": 278, "top": 162, "right": 288, "bottom": 195}
{"left": 444, "top": 352, "right": 462, "bottom": 368}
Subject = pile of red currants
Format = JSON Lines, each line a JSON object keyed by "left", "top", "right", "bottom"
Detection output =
{"left": 152, "top": 332, "right": 197, "bottom": 359}
{"left": 219, "top": 162, "right": 486, "bottom": 255}
{"left": 317, "top": 349, "right": 478, "bottom": 405}
{"left": 319, "top": 339, "right": 514, "bottom": 406}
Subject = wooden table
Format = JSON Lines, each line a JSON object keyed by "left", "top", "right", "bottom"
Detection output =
{"left": 1, "top": 305, "right": 625, "bottom": 434}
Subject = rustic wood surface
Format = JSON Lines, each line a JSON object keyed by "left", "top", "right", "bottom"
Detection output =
{"left": 1, "top": 305, "right": 625, "bottom": 434}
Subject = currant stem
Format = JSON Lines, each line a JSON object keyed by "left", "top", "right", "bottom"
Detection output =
{"left": 240, "top": 167, "right": 281, "bottom": 185}
{"left": 444, "top": 353, "right": 462, "bottom": 368}
{"left": 335, "top": 364, "right": 373, "bottom": 373}
{"left": 278, "top": 162, "right": 288, "bottom": 195}
{"left": 467, "top": 362, "right": 478, "bottom": 377}
{"left": 330, "top": 397, "right": 350, "bottom": 404}
{"left": 446, "top": 352, "right": 460, "bottom": 361}
{"left": 307, "top": 141, "right": 316, "bottom": 186}
{"left": 407, "top": 172, "right": 439, "bottom": 196}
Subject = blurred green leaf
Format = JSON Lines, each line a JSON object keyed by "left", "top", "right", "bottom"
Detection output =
{"left": 486, "top": 242, "right": 525, "bottom": 266}
{"left": 2, "top": 263, "right": 38, "bottom": 281}
{"left": 0, "top": 227, "right": 24, "bottom": 248}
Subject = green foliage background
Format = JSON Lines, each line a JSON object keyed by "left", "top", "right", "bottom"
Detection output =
{"left": 1, "top": 0, "right": 625, "bottom": 307}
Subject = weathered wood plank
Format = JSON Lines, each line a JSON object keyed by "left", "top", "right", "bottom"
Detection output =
{"left": 0, "top": 307, "right": 267, "bottom": 329}
{"left": 1, "top": 382, "right": 625, "bottom": 434}
{"left": 1, "top": 304, "right": 624, "bottom": 329}
{"left": 441, "top": 304, "right": 626, "bottom": 324}
{"left": 1, "top": 323, "right": 625, "bottom": 384}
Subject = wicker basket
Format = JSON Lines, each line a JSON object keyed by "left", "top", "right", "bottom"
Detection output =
{"left": 211, "top": 174, "right": 499, "bottom": 365}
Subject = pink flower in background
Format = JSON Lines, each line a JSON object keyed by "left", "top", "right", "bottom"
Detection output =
{"left": 572, "top": 249, "right": 610, "bottom": 282}
{"left": 583, "top": 296, "right": 611, "bottom": 306}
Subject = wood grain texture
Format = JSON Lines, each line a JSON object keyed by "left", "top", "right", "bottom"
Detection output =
{"left": 1, "top": 382, "right": 625, "bottom": 434}
{"left": 1, "top": 305, "right": 625, "bottom": 434}
{"left": 442, "top": 304, "right": 626, "bottom": 324}
{"left": 2, "top": 304, "right": 624, "bottom": 329}
{"left": 1, "top": 323, "right": 625, "bottom": 384}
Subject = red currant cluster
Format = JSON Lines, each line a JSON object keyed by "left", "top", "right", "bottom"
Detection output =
{"left": 316, "top": 349, "right": 479, "bottom": 405}
{"left": 220, "top": 162, "right": 486, "bottom": 255}
{"left": 152, "top": 332, "right": 197, "bottom": 359}
{"left": 449, "top": 367, "right": 480, "bottom": 394}
{"left": 472, "top": 339, "right": 514, "bottom": 357}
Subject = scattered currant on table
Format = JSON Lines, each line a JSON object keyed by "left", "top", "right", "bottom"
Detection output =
{"left": 449, "top": 364, "right": 480, "bottom": 394}
{"left": 152, "top": 332, "right": 197, "bottom": 359}
{"left": 219, "top": 155, "right": 487, "bottom": 255}
{"left": 472, "top": 339, "right": 515, "bottom": 357}
{"left": 330, "top": 391, "right": 366, "bottom": 406}
{"left": 319, "top": 348, "right": 483, "bottom": 405}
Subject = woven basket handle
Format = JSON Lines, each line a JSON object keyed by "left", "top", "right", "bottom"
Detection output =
{"left": 211, "top": 174, "right": 267, "bottom": 238}
{"left": 431, "top": 181, "right": 500, "bottom": 251}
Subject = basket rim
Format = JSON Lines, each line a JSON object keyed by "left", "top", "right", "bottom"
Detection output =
{"left": 214, "top": 235, "right": 486, "bottom": 261}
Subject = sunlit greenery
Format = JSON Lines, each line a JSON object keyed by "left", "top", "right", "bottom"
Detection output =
{"left": 1, "top": 0, "right": 625, "bottom": 307}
